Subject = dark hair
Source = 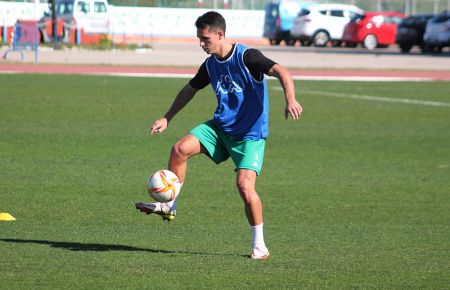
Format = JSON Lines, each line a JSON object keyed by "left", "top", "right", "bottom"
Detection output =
{"left": 195, "top": 11, "right": 226, "bottom": 33}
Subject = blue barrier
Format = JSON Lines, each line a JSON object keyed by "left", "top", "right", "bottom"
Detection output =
{"left": 2, "top": 20, "right": 39, "bottom": 63}
{"left": 2, "top": 23, "right": 7, "bottom": 44}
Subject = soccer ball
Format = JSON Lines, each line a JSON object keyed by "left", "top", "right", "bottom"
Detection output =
{"left": 147, "top": 169, "right": 180, "bottom": 203}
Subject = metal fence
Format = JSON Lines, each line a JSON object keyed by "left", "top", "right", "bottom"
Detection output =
{"left": 3, "top": 0, "right": 450, "bottom": 14}
{"left": 108, "top": 0, "right": 450, "bottom": 13}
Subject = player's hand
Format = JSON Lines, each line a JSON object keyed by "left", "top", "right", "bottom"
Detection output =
{"left": 285, "top": 99, "right": 303, "bottom": 120}
{"left": 150, "top": 118, "right": 168, "bottom": 135}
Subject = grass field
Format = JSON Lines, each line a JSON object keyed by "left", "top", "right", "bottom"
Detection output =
{"left": 0, "top": 74, "right": 449, "bottom": 289}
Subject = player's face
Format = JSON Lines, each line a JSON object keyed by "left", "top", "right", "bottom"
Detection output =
{"left": 197, "top": 27, "right": 221, "bottom": 55}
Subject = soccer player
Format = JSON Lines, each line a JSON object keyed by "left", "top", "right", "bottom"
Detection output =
{"left": 136, "top": 11, "right": 302, "bottom": 260}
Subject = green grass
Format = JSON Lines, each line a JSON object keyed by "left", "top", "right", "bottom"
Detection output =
{"left": 0, "top": 74, "right": 449, "bottom": 289}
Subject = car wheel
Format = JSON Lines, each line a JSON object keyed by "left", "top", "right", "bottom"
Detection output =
{"left": 424, "top": 44, "right": 443, "bottom": 53}
{"left": 423, "top": 44, "right": 433, "bottom": 53}
{"left": 313, "top": 31, "right": 329, "bottom": 47}
{"left": 285, "top": 38, "right": 296, "bottom": 46}
{"left": 363, "top": 34, "right": 377, "bottom": 50}
{"left": 301, "top": 41, "right": 312, "bottom": 47}
{"left": 419, "top": 45, "right": 427, "bottom": 53}
{"left": 399, "top": 44, "right": 412, "bottom": 53}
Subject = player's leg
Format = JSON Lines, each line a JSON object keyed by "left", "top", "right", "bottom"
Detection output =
{"left": 162, "top": 134, "right": 206, "bottom": 215}
{"left": 136, "top": 134, "right": 204, "bottom": 221}
{"left": 228, "top": 137, "right": 268, "bottom": 260}
{"left": 236, "top": 169, "right": 262, "bottom": 225}
{"left": 168, "top": 133, "right": 205, "bottom": 183}
{"left": 236, "top": 169, "right": 269, "bottom": 260}
{"left": 137, "top": 121, "right": 228, "bottom": 221}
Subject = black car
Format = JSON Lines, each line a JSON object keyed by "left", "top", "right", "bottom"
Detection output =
{"left": 396, "top": 14, "right": 434, "bottom": 53}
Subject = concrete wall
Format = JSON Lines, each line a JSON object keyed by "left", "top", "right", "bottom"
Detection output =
{"left": 0, "top": 1, "right": 265, "bottom": 39}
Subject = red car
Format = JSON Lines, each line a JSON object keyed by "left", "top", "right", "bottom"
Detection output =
{"left": 343, "top": 11, "right": 405, "bottom": 50}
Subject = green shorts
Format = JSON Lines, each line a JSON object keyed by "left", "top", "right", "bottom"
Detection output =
{"left": 189, "top": 121, "right": 265, "bottom": 175}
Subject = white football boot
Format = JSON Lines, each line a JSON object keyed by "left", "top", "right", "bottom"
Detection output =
{"left": 251, "top": 245, "right": 270, "bottom": 260}
{"left": 135, "top": 201, "right": 176, "bottom": 222}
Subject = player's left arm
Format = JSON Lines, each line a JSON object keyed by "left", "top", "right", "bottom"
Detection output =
{"left": 267, "top": 64, "right": 303, "bottom": 120}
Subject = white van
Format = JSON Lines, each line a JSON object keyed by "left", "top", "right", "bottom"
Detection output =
{"left": 39, "top": 0, "right": 109, "bottom": 43}
{"left": 67, "top": 0, "right": 109, "bottom": 34}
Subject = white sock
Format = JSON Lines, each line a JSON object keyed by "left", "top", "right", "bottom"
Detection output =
{"left": 251, "top": 223, "right": 267, "bottom": 251}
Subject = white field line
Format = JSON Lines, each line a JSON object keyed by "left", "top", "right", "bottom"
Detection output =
{"left": 3, "top": 69, "right": 448, "bottom": 107}
{"left": 0, "top": 71, "right": 195, "bottom": 78}
{"left": 1, "top": 70, "right": 438, "bottom": 82}
{"left": 93, "top": 72, "right": 195, "bottom": 78}
{"left": 291, "top": 76, "right": 434, "bottom": 82}
{"left": 273, "top": 87, "right": 450, "bottom": 108}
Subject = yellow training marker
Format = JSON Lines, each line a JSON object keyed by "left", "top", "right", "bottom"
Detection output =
{"left": 0, "top": 213, "right": 16, "bottom": 221}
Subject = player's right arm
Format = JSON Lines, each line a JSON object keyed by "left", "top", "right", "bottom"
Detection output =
{"left": 150, "top": 83, "right": 199, "bottom": 135}
{"left": 151, "top": 61, "right": 209, "bottom": 135}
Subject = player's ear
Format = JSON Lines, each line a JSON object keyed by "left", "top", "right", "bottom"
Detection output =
{"left": 217, "top": 30, "right": 225, "bottom": 39}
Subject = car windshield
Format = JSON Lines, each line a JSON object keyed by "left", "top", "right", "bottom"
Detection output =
{"left": 350, "top": 13, "right": 364, "bottom": 23}
{"left": 431, "top": 14, "right": 450, "bottom": 23}
{"left": 401, "top": 15, "right": 433, "bottom": 26}
{"left": 401, "top": 17, "right": 417, "bottom": 26}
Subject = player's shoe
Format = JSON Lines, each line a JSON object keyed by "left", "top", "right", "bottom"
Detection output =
{"left": 135, "top": 202, "right": 176, "bottom": 222}
{"left": 251, "top": 246, "right": 270, "bottom": 260}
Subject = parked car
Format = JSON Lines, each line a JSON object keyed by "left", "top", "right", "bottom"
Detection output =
{"left": 395, "top": 14, "right": 435, "bottom": 53}
{"left": 39, "top": 0, "right": 109, "bottom": 43}
{"left": 263, "top": 1, "right": 314, "bottom": 45}
{"left": 423, "top": 12, "right": 450, "bottom": 53}
{"left": 290, "top": 3, "right": 364, "bottom": 47}
{"left": 343, "top": 11, "right": 405, "bottom": 50}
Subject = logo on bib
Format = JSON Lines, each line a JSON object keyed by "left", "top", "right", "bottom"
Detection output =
{"left": 215, "top": 74, "right": 243, "bottom": 95}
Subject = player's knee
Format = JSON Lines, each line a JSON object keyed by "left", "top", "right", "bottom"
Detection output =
{"left": 171, "top": 142, "right": 184, "bottom": 159}
{"left": 171, "top": 140, "right": 191, "bottom": 159}
{"left": 236, "top": 178, "right": 255, "bottom": 203}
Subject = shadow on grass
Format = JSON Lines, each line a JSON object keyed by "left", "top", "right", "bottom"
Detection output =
{"left": 0, "top": 238, "right": 244, "bottom": 257}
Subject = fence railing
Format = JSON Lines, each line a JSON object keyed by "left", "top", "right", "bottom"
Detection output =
{"left": 2, "top": 20, "right": 39, "bottom": 63}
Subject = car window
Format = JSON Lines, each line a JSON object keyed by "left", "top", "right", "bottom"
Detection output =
{"left": 266, "top": 5, "right": 278, "bottom": 18}
{"left": 94, "top": 2, "right": 107, "bottom": 13}
{"left": 77, "top": 1, "right": 89, "bottom": 14}
{"left": 270, "top": 7, "right": 278, "bottom": 17}
{"left": 388, "top": 16, "right": 403, "bottom": 24}
{"left": 330, "top": 10, "right": 344, "bottom": 17}
{"left": 420, "top": 15, "right": 434, "bottom": 23}
{"left": 298, "top": 8, "right": 310, "bottom": 16}
{"left": 57, "top": 1, "right": 74, "bottom": 15}
{"left": 319, "top": 10, "right": 327, "bottom": 16}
